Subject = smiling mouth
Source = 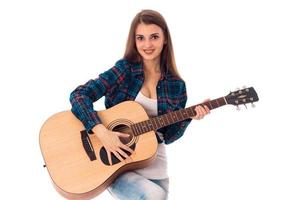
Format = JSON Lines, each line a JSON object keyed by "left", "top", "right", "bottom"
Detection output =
{"left": 143, "top": 49, "right": 155, "bottom": 54}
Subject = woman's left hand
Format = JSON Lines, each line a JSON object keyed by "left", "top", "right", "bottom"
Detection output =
{"left": 191, "top": 99, "right": 210, "bottom": 120}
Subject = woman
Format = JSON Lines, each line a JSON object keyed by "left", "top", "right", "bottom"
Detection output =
{"left": 70, "top": 9, "right": 210, "bottom": 200}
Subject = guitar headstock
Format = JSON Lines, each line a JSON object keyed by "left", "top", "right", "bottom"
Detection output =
{"left": 225, "top": 87, "right": 259, "bottom": 109}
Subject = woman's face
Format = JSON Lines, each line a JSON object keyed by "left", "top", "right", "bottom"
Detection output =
{"left": 135, "top": 23, "right": 166, "bottom": 63}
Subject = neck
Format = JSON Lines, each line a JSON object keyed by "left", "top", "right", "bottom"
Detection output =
{"left": 143, "top": 59, "right": 161, "bottom": 73}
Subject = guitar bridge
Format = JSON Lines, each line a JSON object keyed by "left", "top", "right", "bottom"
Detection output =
{"left": 80, "top": 130, "right": 96, "bottom": 161}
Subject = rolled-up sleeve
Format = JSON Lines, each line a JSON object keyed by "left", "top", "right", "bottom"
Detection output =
{"left": 163, "top": 81, "right": 192, "bottom": 144}
{"left": 69, "top": 60, "right": 127, "bottom": 132}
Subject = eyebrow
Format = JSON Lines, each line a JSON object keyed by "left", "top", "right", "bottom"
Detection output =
{"left": 136, "top": 33, "right": 160, "bottom": 36}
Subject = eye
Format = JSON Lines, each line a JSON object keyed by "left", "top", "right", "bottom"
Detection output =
{"left": 136, "top": 36, "right": 144, "bottom": 41}
{"left": 151, "top": 35, "right": 159, "bottom": 40}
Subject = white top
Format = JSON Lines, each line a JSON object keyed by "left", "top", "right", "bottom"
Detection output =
{"left": 133, "top": 91, "right": 168, "bottom": 179}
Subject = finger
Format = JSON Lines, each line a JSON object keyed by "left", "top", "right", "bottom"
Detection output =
{"left": 198, "top": 106, "right": 205, "bottom": 118}
{"left": 107, "top": 150, "right": 112, "bottom": 166}
{"left": 193, "top": 106, "right": 201, "bottom": 119}
{"left": 120, "top": 144, "right": 134, "bottom": 154}
{"left": 112, "top": 150, "right": 124, "bottom": 162}
{"left": 201, "top": 105, "right": 209, "bottom": 115}
{"left": 194, "top": 106, "right": 200, "bottom": 116}
{"left": 116, "top": 148, "right": 129, "bottom": 159}
{"left": 197, "top": 106, "right": 203, "bottom": 118}
{"left": 116, "top": 132, "right": 131, "bottom": 138}
{"left": 191, "top": 107, "right": 198, "bottom": 119}
{"left": 204, "top": 105, "right": 210, "bottom": 114}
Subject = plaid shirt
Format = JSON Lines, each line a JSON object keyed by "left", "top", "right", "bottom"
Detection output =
{"left": 70, "top": 59, "right": 192, "bottom": 144}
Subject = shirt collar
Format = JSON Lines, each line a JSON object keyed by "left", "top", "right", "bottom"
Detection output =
{"left": 131, "top": 62, "right": 168, "bottom": 80}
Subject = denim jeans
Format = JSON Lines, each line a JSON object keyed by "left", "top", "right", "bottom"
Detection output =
{"left": 107, "top": 171, "right": 169, "bottom": 200}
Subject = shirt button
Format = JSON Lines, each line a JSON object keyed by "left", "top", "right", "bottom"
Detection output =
{"left": 157, "top": 86, "right": 160, "bottom": 89}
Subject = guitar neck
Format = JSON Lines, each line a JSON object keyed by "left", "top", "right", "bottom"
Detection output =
{"left": 131, "top": 97, "right": 227, "bottom": 136}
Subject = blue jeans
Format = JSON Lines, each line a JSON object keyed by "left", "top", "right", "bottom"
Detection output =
{"left": 108, "top": 171, "right": 169, "bottom": 200}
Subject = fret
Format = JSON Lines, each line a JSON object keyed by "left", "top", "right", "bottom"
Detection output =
{"left": 154, "top": 117, "right": 160, "bottom": 129}
{"left": 140, "top": 121, "right": 145, "bottom": 133}
{"left": 161, "top": 115, "right": 167, "bottom": 126}
{"left": 175, "top": 110, "right": 181, "bottom": 121}
{"left": 178, "top": 109, "right": 184, "bottom": 120}
{"left": 188, "top": 107, "right": 195, "bottom": 117}
{"left": 172, "top": 113, "right": 178, "bottom": 122}
{"left": 149, "top": 119, "right": 156, "bottom": 130}
{"left": 167, "top": 113, "right": 174, "bottom": 124}
{"left": 171, "top": 112, "right": 176, "bottom": 123}
{"left": 145, "top": 120, "right": 150, "bottom": 131}
{"left": 216, "top": 99, "right": 220, "bottom": 107}
{"left": 158, "top": 116, "right": 165, "bottom": 127}
{"left": 153, "top": 117, "right": 159, "bottom": 129}
{"left": 182, "top": 109, "right": 187, "bottom": 119}
{"left": 147, "top": 120, "right": 152, "bottom": 131}
{"left": 220, "top": 98, "right": 226, "bottom": 106}
{"left": 152, "top": 118, "right": 158, "bottom": 130}
{"left": 164, "top": 113, "right": 170, "bottom": 125}
{"left": 208, "top": 101, "right": 213, "bottom": 109}
{"left": 142, "top": 121, "right": 148, "bottom": 132}
{"left": 150, "top": 120, "right": 155, "bottom": 130}
{"left": 223, "top": 97, "right": 228, "bottom": 104}
{"left": 131, "top": 124, "right": 137, "bottom": 136}
{"left": 140, "top": 122, "right": 144, "bottom": 134}
{"left": 136, "top": 123, "right": 142, "bottom": 135}
{"left": 212, "top": 100, "right": 217, "bottom": 109}
{"left": 162, "top": 115, "right": 168, "bottom": 126}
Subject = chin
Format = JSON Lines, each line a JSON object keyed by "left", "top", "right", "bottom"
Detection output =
{"left": 141, "top": 54, "right": 159, "bottom": 62}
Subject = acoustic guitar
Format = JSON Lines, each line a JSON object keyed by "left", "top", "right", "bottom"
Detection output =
{"left": 39, "top": 87, "right": 259, "bottom": 199}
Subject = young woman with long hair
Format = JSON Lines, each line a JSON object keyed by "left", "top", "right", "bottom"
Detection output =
{"left": 70, "top": 9, "right": 209, "bottom": 200}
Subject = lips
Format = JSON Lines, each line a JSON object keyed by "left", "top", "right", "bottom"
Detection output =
{"left": 143, "top": 49, "right": 155, "bottom": 54}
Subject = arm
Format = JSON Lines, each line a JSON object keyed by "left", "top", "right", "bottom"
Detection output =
{"left": 163, "top": 81, "right": 192, "bottom": 144}
{"left": 163, "top": 81, "right": 210, "bottom": 144}
{"left": 69, "top": 60, "right": 128, "bottom": 132}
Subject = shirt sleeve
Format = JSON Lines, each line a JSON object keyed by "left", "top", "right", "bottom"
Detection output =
{"left": 163, "top": 81, "right": 192, "bottom": 144}
{"left": 69, "top": 60, "right": 128, "bottom": 132}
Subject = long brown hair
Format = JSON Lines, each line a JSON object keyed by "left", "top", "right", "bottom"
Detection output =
{"left": 123, "top": 9, "right": 182, "bottom": 80}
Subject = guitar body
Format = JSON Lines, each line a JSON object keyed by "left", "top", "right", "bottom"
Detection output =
{"left": 39, "top": 101, "right": 158, "bottom": 199}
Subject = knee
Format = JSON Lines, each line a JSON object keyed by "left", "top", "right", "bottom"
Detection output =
{"left": 140, "top": 187, "right": 167, "bottom": 200}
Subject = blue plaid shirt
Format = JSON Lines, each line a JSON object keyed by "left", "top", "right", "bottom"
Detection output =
{"left": 70, "top": 59, "right": 192, "bottom": 144}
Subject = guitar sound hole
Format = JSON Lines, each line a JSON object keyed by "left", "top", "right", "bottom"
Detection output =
{"left": 100, "top": 143, "right": 136, "bottom": 166}
{"left": 112, "top": 124, "right": 134, "bottom": 145}
{"left": 99, "top": 124, "right": 136, "bottom": 166}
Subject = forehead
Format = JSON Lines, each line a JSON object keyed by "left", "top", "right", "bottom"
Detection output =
{"left": 135, "top": 23, "right": 163, "bottom": 35}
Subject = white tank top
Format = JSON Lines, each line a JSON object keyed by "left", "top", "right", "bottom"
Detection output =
{"left": 133, "top": 91, "right": 168, "bottom": 179}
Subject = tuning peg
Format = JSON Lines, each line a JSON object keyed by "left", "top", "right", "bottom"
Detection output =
{"left": 251, "top": 103, "right": 256, "bottom": 108}
{"left": 236, "top": 105, "right": 240, "bottom": 111}
{"left": 244, "top": 104, "right": 248, "bottom": 109}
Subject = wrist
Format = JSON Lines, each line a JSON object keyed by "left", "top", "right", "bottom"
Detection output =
{"left": 92, "top": 124, "right": 107, "bottom": 134}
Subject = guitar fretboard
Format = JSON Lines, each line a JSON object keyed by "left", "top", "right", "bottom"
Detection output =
{"left": 131, "top": 97, "right": 227, "bottom": 136}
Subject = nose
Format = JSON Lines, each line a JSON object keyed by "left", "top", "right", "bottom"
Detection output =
{"left": 144, "top": 39, "right": 153, "bottom": 48}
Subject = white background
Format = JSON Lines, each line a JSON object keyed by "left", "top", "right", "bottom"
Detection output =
{"left": 1, "top": 0, "right": 299, "bottom": 199}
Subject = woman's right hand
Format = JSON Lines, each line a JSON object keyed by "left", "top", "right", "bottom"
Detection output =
{"left": 92, "top": 124, "right": 134, "bottom": 166}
